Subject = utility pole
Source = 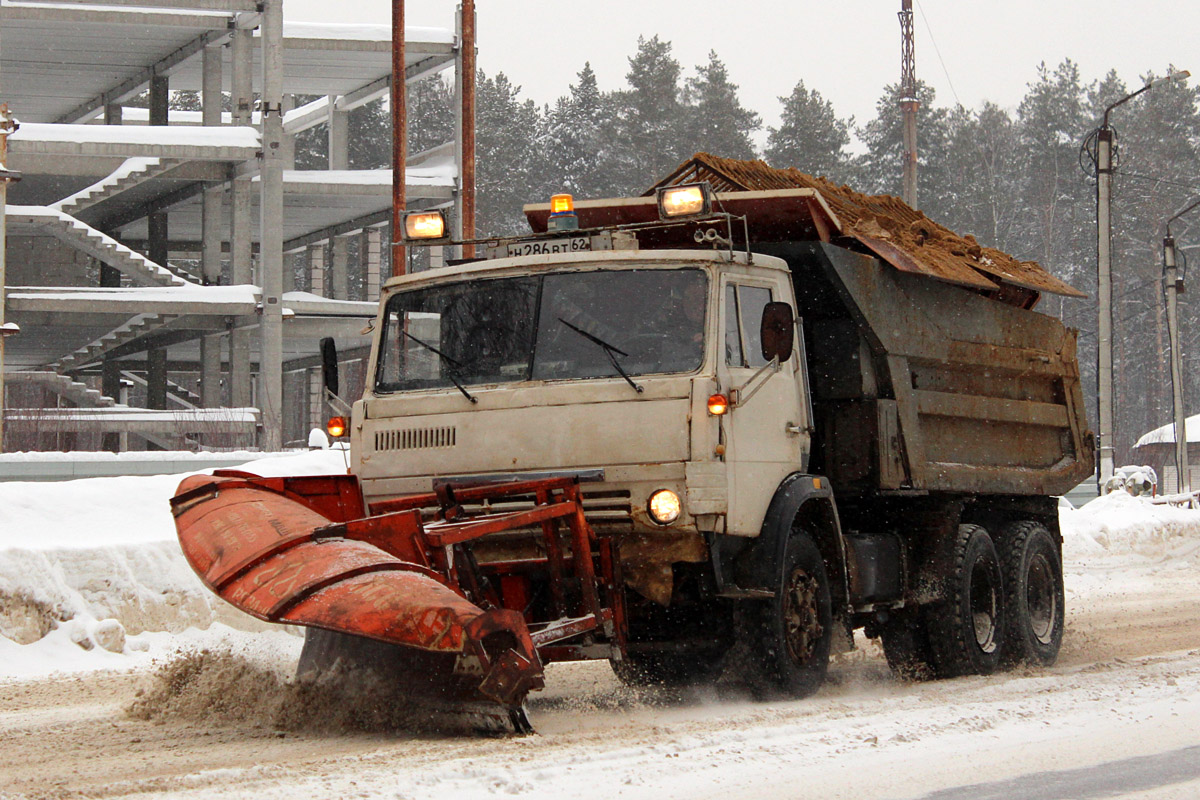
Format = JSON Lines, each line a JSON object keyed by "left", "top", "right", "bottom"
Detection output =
{"left": 0, "top": 105, "right": 21, "bottom": 452}
{"left": 1162, "top": 196, "right": 1200, "bottom": 494}
{"left": 898, "top": 0, "right": 918, "bottom": 208}
{"left": 392, "top": 0, "right": 407, "bottom": 276}
{"left": 1095, "top": 70, "right": 1189, "bottom": 486}
{"left": 1163, "top": 233, "right": 1187, "bottom": 492}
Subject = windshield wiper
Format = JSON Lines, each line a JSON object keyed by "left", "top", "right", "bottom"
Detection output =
{"left": 557, "top": 317, "right": 644, "bottom": 394}
{"left": 398, "top": 329, "right": 477, "bottom": 404}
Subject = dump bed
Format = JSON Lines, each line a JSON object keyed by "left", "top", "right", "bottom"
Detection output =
{"left": 759, "top": 240, "right": 1093, "bottom": 498}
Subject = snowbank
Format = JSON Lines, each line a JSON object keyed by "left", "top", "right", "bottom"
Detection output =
{"left": 3, "top": 451, "right": 1198, "bottom": 680}
{"left": 1060, "top": 490, "right": 1200, "bottom": 564}
{"left": 0, "top": 450, "right": 346, "bottom": 675}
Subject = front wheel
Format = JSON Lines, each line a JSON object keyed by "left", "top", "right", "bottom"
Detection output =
{"left": 738, "top": 534, "right": 833, "bottom": 698}
{"left": 997, "top": 521, "right": 1064, "bottom": 666}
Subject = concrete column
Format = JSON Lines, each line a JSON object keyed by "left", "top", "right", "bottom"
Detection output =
{"left": 308, "top": 368, "right": 325, "bottom": 433}
{"left": 281, "top": 94, "right": 296, "bottom": 169}
{"left": 229, "top": 25, "right": 254, "bottom": 410}
{"left": 328, "top": 96, "right": 349, "bottom": 170}
{"left": 99, "top": 104, "right": 123, "bottom": 450}
{"left": 363, "top": 227, "right": 382, "bottom": 301}
{"left": 330, "top": 234, "right": 351, "bottom": 300}
{"left": 258, "top": 0, "right": 286, "bottom": 451}
{"left": 308, "top": 242, "right": 325, "bottom": 296}
{"left": 147, "top": 350, "right": 168, "bottom": 410}
{"left": 147, "top": 75, "right": 170, "bottom": 431}
{"left": 200, "top": 44, "right": 225, "bottom": 409}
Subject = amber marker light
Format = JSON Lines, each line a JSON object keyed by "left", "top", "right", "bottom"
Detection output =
{"left": 707, "top": 393, "right": 729, "bottom": 416}
{"left": 404, "top": 210, "right": 447, "bottom": 240}
{"left": 548, "top": 192, "right": 579, "bottom": 231}
{"left": 550, "top": 193, "right": 575, "bottom": 215}
{"left": 326, "top": 416, "right": 347, "bottom": 438}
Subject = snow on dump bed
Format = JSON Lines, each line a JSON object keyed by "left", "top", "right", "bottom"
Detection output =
{"left": 0, "top": 450, "right": 346, "bottom": 677}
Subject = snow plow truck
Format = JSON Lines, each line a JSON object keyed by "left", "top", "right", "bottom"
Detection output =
{"left": 172, "top": 154, "right": 1094, "bottom": 733}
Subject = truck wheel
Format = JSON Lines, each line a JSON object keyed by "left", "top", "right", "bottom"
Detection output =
{"left": 739, "top": 534, "right": 832, "bottom": 698}
{"left": 879, "top": 610, "right": 937, "bottom": 681}
{"left": 997, "top": 521, "right": 1064, "bottom": 667}
{"left": 927, "top": 524, "right": 1006, "bottom": 678}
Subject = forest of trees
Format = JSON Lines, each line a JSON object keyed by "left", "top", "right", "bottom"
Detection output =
{"left": 286, "top": 37, "right": 1200, "bottom": 465}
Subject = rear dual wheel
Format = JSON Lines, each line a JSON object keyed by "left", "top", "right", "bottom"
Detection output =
{"left": 926, "top": 524, "right": 1006, "bottom": 678}
{"left": 997, "top": 521, "right": 1064, "bottom": 667}
{"left": 882, "top": 520, "right": 1064, "bottom": 681}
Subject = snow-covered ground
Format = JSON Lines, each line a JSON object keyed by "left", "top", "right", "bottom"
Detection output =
{"left": 1, "top": 462, "right": 1199, "bottom": 799}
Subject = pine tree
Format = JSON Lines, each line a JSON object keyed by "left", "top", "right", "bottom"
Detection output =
{"left": 682, "top": 51, "right": 760, "bottom": 160}
{"left": 604, "top": 36, "right": 689, "bottom": 194}
{"left": 764, "top": 80, "right": 852, "bottom": 182}
{"left": 542, "top": 63, "right": 606, "bottom": 199}
{"left": 856, "top": 80, "right": 952, "bottom": 209}
{"left": 476, "top": 71, "right": 544, "bottom": 235}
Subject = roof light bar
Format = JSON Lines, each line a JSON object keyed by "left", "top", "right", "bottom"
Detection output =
{"left": 657, "top": 182, "right": 713, "bottom": 220}
{"left": 404, "top": 210, "right": 448, "bottom": 241}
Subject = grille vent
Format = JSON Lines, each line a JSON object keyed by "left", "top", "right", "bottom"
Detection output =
{"left": 375, "top": 426, "right": 457, "bottom": 452}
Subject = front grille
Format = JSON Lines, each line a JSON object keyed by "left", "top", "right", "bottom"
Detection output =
{"left": 419, "top": 489, "right": 633, "bottom": 536}
{"left": 375, "top": 426, "right": 457, "bottom": 452}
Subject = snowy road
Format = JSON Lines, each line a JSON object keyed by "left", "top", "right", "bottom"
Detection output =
{"left": 2, "top": 561, "right": 1198, "bottom": 800}
{"left": 1, "top": 456, "right": 1199, "bottom": 800}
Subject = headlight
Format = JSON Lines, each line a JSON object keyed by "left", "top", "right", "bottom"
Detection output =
{"left": 647, "top": 489, "right": 682, "bottom": 525}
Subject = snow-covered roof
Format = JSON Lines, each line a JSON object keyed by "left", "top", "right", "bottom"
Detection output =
{"left": 1134, "top": 414, "right": 1200, "bottom": 447}
{"left": 9, "top": 122, "right": 260, "bottom": 160}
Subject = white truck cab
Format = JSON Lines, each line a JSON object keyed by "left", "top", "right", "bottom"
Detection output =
{"left": 349, "top": 246, "right": 809, "bottom": 605}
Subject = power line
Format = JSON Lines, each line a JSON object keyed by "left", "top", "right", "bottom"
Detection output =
{"left": 914, "top": 0, "right": 962, "bottom": 107}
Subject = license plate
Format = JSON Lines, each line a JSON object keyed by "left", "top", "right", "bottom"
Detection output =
{"left": 505, "top": 236, "right": 592, "bottom": 258}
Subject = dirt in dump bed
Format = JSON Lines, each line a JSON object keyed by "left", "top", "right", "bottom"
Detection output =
{"left": 670, "top": 153, "right": 1086, "bottom": 301}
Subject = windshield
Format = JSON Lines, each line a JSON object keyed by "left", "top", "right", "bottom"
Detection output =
{"left": 375, "top": 268, "right": 707, "bottom": 393}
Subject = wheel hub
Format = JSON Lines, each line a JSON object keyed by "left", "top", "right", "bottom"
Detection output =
{"left": 783, "top": 569, "right": 823, "bottom": 663}
{"left": 1026, "top": 553, "right": 1058, "bottom": 643}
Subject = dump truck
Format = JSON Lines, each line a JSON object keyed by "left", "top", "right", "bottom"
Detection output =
{"left": 172, "top": 155, "right": 1093, "bottom": 732}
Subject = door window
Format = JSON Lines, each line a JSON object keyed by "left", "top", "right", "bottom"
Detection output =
{"left": 725, "top": 284, "right": 774, "bottom": 368}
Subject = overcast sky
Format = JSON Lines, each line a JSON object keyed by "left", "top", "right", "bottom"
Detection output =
{"left": 287, "top": 0, "right": 1197, "bottom": 141}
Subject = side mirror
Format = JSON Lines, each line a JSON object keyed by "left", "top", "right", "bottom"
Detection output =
{"left": 760, "top": 302, "right": 795, "bottom": 363}
{"left": 320, "top": 337, "right": 340, "bottom": 397}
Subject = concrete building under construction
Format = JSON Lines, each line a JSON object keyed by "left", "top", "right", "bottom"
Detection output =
{"left": 0, "top": 0, "right": 472, "bottom": 452}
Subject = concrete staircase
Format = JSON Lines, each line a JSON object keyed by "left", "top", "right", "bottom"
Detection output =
{"left": 53, "top": 157, "right": 182, "bottom": 216}
{"left": 50, "top": 313, "right": 179, "bottom": 373}
{"left": 6, "top": 206, "right": 194, "bottom": 287}
{"left": 120, "top": 370, "right": 202, "bottom": 409}
{"left": 9, "top": 370, "right": 118, "bottom": 408}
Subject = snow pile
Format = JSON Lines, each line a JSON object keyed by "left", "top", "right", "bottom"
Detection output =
{"left": 1060, "top": 489, "right": 1200, "bottom": 564}
{"left": 0, "top": 450, "right": 346, "bottom": 676}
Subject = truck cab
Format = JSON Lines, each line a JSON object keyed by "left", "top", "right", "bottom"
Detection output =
{"left": 352, "top": 245, "right": 810, "bottom": 608}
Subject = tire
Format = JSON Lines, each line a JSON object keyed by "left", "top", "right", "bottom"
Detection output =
{"left": 738, "top": 534, "right": 833, "bottom": 698}
{"left": 997, "top": 521, "right": 1064, "bottom": 667}
{"left": 880, "top": 609, "right": 937, "bottom": 681}
{"left": 926, "top": 524, "right": 1006, "bottom": 678}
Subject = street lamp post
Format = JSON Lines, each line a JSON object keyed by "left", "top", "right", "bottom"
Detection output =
{"left": 1094, "top": 70, "right": 1190, "bottom": 486}
{"left": 1162, "top": 197, "right": 1200, "bottom": 494}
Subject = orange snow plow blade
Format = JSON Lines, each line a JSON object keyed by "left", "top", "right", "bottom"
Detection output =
{"left": 171, "top": 470, "right": 625, "bottom": 734}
